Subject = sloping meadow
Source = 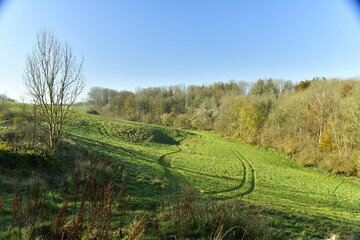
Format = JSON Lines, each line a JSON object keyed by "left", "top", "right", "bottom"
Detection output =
{"left": 1, "top": 103, "right": 360, "bottom": 239}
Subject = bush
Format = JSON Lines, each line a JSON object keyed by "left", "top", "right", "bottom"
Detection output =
{"left": 113, "top": 125, "right": 180, "bottom": 144}
{"left": 79, "top": 119, "right": 187, "bottom": 144}
{"left": 0, "top": 142, "right": 60, "bottom": 176}
{"left": 86, "top": 109, "right": 99, "bottom": 115}
{"left": 173, "top": 114, "right": 191, "bottom": 129}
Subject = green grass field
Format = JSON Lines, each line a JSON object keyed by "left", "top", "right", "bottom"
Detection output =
{"left": 64, "top": 110, "right": 360, "bottom": 239}
{"left": 1, "top": 103, "right": 360, "bottom": 239}
{"left": 170, "top": 132, "right": 360, "bottom": 238}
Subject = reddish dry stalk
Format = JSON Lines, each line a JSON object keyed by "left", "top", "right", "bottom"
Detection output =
{"left": 0, "top": 198, "right": 4, "bottom": 216}
{"left": 182, "top": 188, "right": 194, "bottom": 219}
{"left": 0, "top": 198, "right": 5, "bottom": 229}
{"left": 185, "top": 188, "right": 193, "bottom": 206}
{"left": 210, "top": 205, "right": 226, "bottom": 235}
{"left": 27, "top": 182, "right": 41, "bottom": 235}
{"left": 12, "top": 185, "right": 23, "bottom": 239}
{"left": 118, "top": 169, "right": 127, "bottom": 202}
{"left": 84, "top": 177, "right": 100, "bottom": 237}
{"left": 90, "top": 175, "right": 98, "bottom": 202}
{"left": 116, "top": 167, "right": 128, "bottom": 237}
{"left": 26, "top": 198, "right": 35, "bottom": 236}
{"left": 118, "top": 185, "right": 130, "bottom": 238}
{"left": 98, "top": 181, "right": 114, "bottom": 239}
{"left": 84, "top": 199, "right": 100, "bottom": 238}
{"left": 12, "top": 185, "right": 22, "bottom": 220}
{"left": 40, "top": 207, "right": 50, "bottom": 222}
{"left": 72, "top": 169, "right": 80, "bottom": 215}
{"left": 153, "top": 218, "right": 161, "bottom": 239}
{"left": 213, "top": 225, "right": 224, "bottom": 240}
{"left": 128, "top": 214, "right": 146, "bottom": 240}
{"left": 76, "top": 187, "right": 87, "bottom": 229}
{"left": 103, "top": 182, "right": 113, "bottom": 229}
{"left": 54, "top": 200, "right": 69, "bottom": 236}
{"left": 68, "top": 183, "right": 87, "bottom": 240}
{"left": 172, "top": 188, "right": 195, "bottom": 238}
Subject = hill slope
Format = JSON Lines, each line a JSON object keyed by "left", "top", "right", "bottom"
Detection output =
{"left": 1, "top": 104, "right": 359, "bottom": 239}
{"left": 65, "top": 111, "right": 360, "bottom": 238}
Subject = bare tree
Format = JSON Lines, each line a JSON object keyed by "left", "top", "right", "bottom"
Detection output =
{"left": 24, "top": 30, "right": 85, "bottom": 150}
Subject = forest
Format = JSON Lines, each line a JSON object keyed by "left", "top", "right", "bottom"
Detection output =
{"left": 87, "top": 77, "right": 360, "bottom": 176}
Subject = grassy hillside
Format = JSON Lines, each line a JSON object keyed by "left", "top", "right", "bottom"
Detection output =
{"left": 170, "top": 132, "right": 360, "bottom": 238}
{"left": 65, "top": 111, "right": 187, "bottom": 202}
{"left": 1, "top": 103, "right": 360, "bottom": 239}
{"left": 64, "top": 110, "right": 360, "bottom": 238}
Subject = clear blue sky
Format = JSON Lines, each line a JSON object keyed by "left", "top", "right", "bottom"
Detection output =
{"left": 1, "top": 0, "right": 360, "bottom": 101}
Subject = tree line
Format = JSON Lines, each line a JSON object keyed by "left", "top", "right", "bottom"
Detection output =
{"left": 88, "top": 78, "right": 360, "bottom": 176}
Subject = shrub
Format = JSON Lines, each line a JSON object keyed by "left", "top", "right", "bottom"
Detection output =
{"left": 0, "top": 142, "right": 60, "bottom": 176}
{"left": 86, "top": 109, "right": 99, "bottom": 115}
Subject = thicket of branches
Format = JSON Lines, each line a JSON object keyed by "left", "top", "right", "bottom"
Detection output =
{"left": 88, "top": 77, "right": 360, "bottom": 176}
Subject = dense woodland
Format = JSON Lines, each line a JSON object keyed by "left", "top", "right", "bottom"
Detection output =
{"left": 88, "top": 78, "right": 360, "bottom": 176}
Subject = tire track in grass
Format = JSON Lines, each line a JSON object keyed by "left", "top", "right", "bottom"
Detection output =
{"left": 233, "top": 149, "right": 256, "bottom": 197}
{"left": 203, "top": 149, "right": 247, "bottom": 195}
{"left": 158, "top": 138, "right": 188, "bottom": 194}
{"left": 206, "top": 148, "right": 256, "bottom": 200}
{"left": 96, "top": 120, "right": 191, "bottom": 195}
{"left": 158, "top": 147, "right": 181, "bottom": 191}
{"left": 161, "top": 132, "right": 255, "bottom": 200}
{"left": 87, "top": 121, "right": 190, "bottom": 193}
{"left": 201, "top": 133, "right": 255, "bottom": 198}
{"left": 206, "top": 148, "right": 255, "bottom": 199}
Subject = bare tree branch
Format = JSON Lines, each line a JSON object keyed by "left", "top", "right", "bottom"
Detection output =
{"left": 23, "top": 30, "right": 85, "bottom": 150}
